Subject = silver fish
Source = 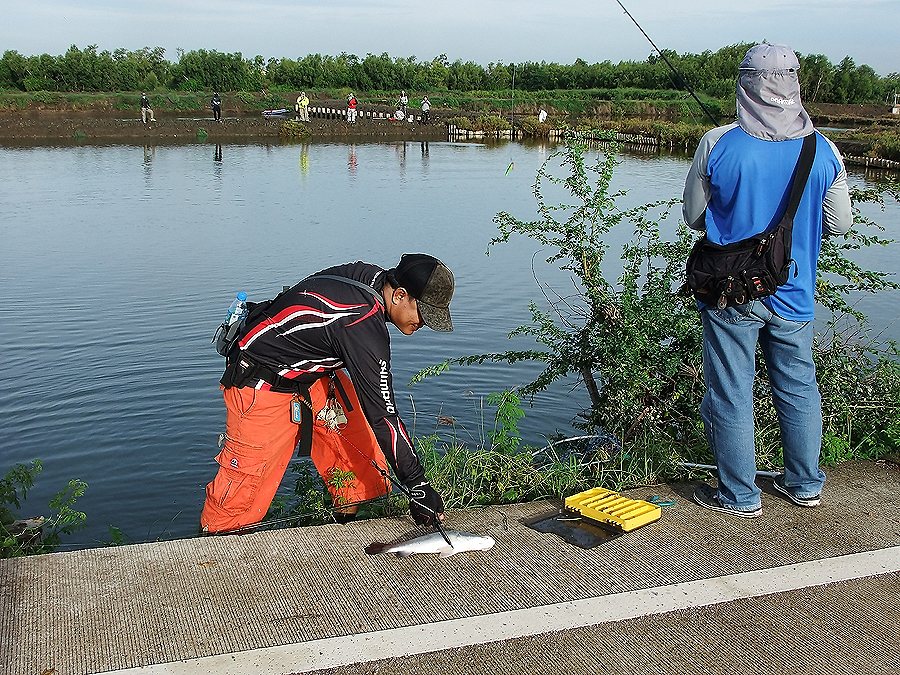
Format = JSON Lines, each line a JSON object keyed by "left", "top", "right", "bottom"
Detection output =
{"left": 365, "top": 530, "right": 495, "bottom": 558}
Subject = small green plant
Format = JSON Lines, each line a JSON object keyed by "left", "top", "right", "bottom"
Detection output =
{"left": 444, "top": 114, "right": 511, "bottom": 132}
{"left": 446, "top": 115, "right": 471, "bottom": 128}
{"left": 519, "top": 115, "right": 551, "bottom": 137}
{"left": 324, "top": 467, "right": 357, "bottom": 506}
{"left": 105, "top": 526, "right": 129, "bottom": 546}
{"left": 475, "top": 114, "right": 511, "bottom": 132}
{"left": 279, "top": 119, "right": 311, "bottom": 139}
{"left": 196, "top": 128, "right": 208, "bottom": 140}
{"left": 871, "top": 132, "right": 900, "bottom": 161}
{"left": 1, "top": 460, "right": 88, "bottom": 558}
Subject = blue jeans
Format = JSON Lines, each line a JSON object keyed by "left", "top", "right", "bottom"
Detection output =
{"left": 700, "top": 301, "right": 825, "bottom": 510}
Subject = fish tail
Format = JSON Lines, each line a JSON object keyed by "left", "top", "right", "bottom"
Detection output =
{"left": 364, "top": 543, "right": 389, "bottom": 555}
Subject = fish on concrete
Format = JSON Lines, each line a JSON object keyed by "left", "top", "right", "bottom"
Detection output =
{"left": 365, "top": 530, "right": 495, "bottom": 558}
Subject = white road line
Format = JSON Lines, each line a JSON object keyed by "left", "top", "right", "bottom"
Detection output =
{"left": 103, "top": 546, "right": 900, "bottom": 675}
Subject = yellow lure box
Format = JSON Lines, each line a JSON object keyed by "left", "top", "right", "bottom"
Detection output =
{"left": 564, "top": 487, "right": 661, "bottom": 532}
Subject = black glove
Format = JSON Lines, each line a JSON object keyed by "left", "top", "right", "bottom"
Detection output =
{"left": 406, "top": 480, "right": 444, "bottom": 526}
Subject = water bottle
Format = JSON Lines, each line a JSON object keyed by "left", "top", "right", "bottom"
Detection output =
{"left": 225, "top": 291, "right": 248, "bottom": 326}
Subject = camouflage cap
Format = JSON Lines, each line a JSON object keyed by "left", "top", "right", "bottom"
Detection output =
{"left": 391, "top": 253, "right": 455, "bottom": 332}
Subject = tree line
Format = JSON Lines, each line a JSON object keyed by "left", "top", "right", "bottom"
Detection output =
{"left": 1, "top": 43, "right": 896, "bottom": 105}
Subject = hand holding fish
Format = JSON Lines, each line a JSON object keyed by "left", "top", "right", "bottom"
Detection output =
{"left": 406, "top": 480, "right": 444, "bottom": 526}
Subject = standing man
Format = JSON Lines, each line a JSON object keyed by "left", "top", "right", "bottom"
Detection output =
{"left": 211, "top": 92, "right": 222, "bottom": 122}
{"left": 397, "top": 90, "right": 409, "bottom": 119}
{"left": 140, "top": 92, "right": 155, "bottom": 124}
{"left": 296, "top": 91, "right": 310, "bottom": 122}
{"left": 682, "top": 44, "right": 852, "bottom": 518}
{"left": 346, "top": 93, "right": 358, "bottom": 124}
{"left": 420, "top": 95, "right": 431, "bottom": 123}
{"left": 200, "top": 255, "right": 455, "bottom": 533}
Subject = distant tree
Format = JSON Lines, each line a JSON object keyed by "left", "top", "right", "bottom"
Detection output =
{"left": 0, "top": 50, "right": 27, "bottom": 89}
{"left": 1, "top": 43, "right": 894, "bottom": 106}
{"left": 799, "top": 54, "right": 834, "bottom": 103}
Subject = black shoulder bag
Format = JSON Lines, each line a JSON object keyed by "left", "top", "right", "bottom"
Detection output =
{"left": 685, "top": 133, "right": 817, "bottom": 309}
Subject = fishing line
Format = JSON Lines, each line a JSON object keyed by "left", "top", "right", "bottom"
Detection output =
{"left": 613, "top": 0, "right": 720, "bottom": 127}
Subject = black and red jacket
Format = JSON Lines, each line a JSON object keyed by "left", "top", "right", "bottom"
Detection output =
{"left": 233, "top": 261, "right": 425, "bottom": 485}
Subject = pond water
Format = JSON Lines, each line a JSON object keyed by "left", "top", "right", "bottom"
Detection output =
{"left": 1, "top": 138, "right": 896, "bottom": 548}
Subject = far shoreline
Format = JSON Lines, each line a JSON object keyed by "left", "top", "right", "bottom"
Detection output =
{"left": 2, "top": 104, "right": 899, "bottom": 173}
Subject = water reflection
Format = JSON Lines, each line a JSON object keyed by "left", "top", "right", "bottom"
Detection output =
{"left": 299, "top": 143, "right": 309, "bottom": 176}
{"left": 396, "top": 141, "right": 407, "bottom": 174}
{"left": 142, "top": 144, "right": 155, "bottom": 180}
{"left": 213, "top": 144, "right": 223, "bottom": 183}
{"left": 347, "top": 144, "right": 357, "bottom": 175}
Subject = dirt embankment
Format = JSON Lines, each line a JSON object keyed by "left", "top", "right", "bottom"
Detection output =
{"left": 0, "top": 99, "right": 895, "bottom": 145}
{"left": 0, "top": 107, "right": 449, "bottom": 143}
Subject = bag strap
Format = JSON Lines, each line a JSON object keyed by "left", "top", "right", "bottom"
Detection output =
{"left": 779, "top": 133, "right": 817, "bottom": 229}
{"left": 306, "top": 274, "right": 385, "bottom": 302}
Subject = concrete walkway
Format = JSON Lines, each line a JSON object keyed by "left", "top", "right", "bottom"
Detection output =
{"left": 2, "top": 460, "right": 898, "bottom": 675}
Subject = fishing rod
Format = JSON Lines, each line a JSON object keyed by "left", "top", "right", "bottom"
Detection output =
{"left": 613, "top": 0, "right": 720, "bottom": 127}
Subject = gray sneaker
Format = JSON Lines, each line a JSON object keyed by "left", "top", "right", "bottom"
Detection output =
{"left": 772, "top": 476, "right": 821, "bottom": 507}
{"left": 692, "top": 484, "right": 762, "bottom": 519}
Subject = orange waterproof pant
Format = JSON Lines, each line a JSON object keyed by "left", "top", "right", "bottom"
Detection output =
{"left": 200, "top": 370, "right": 390, "bottom": 533}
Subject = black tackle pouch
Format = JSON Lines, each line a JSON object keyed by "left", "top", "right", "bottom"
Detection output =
{"left": 685, "top": 223, "right": 794, "bottom": 309}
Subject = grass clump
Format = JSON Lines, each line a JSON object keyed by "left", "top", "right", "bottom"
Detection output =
{"left": 1, "top": 460, "right": 88, "bottom": 558}
{"left": 871, "top": 132, "right": 900, "bottom": 161}
{"left": 279, "top": 119, "right": 311, "bottom": 139}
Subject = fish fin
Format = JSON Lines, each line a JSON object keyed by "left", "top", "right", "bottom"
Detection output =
{"left": 438, "top": 548, "right": 458, "bottom": 558}
{"left": 364, "top": 543, "right": 389, "bottom": 555}
{"left": 396, "top": 551, "right": 415, "bottom": 558}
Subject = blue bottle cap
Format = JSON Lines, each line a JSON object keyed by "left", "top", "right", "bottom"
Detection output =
{"left": 236, "top": 291, "right": 247, "bottom": 301}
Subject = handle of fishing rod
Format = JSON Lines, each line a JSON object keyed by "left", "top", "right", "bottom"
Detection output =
{"left": 377, "top": 465, "right": 451, "bottom": 546}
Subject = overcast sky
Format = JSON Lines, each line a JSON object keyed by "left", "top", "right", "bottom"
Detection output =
{"left": 2, "top": 0, "right": 896, "bottom": 76}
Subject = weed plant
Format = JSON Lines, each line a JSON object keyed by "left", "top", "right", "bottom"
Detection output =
{"left": 1, "top": 460, "right": 88, "bottom": 558}
{"left": 872, "top": 132, "right": 900, "bottom": 162}
{"left": 279, "top": 120, "right": 312, "bottom": 139}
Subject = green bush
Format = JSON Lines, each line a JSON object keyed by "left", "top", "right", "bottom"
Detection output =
{"left": 1, "top": 460, "right": 88, "bottom": 558}
{"left": 444, "top": 114, "right": 511, "bottom": 132}
{"left": 279, "top": 119, "right": 311, "bottom": 139}
{"left": 519, "top": 114, "right": 550, "bottom": 137}
{"left": 872, "top": 132, "right": 900, "bottom": 161}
